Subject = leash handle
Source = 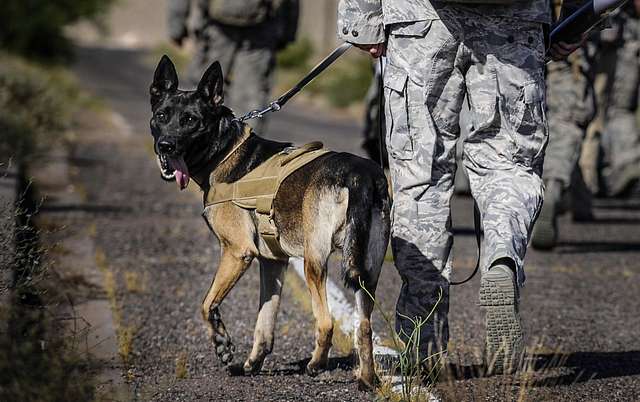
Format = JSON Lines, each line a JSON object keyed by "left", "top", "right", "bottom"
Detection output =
{"left": 239, "top": 43, "right": 352, "bottom": 122}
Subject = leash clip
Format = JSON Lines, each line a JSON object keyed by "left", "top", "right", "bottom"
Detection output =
{"left": 239, "top": 101, "right": 281, "bottom": 122}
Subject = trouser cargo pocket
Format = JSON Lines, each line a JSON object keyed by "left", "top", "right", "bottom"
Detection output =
{"left": 384, "top": 63, "right": 426, "bottom": 161}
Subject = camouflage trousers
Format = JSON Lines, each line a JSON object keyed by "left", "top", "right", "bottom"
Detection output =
{"left": 186, "top": 22, "right": 276, "bottom": 133}
{"left": 384, "top": 14, "right": 547, "bottom": 358}
{"left": 544, "top": 55, "right": 595, "bottom": 188}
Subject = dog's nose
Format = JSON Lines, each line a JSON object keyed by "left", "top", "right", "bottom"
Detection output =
{"left": 158, "top": 140, "right": 175, "bottom": 154}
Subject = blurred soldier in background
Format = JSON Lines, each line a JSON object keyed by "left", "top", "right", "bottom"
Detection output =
{"left": 595, "top": 5, "right": 640, "bottom": 197}
{"left": 531, "top": 0, "right": 597, "bottom": 250}
{"left": 167, "top": 0, "right": 299, "bottom": 133}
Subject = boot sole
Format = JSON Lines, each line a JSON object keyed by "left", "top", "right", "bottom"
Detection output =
{"left": 480, "top": 268, "right": 523, "bottom": 375}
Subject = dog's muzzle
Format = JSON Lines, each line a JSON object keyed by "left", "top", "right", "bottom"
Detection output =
{"left": 156, "top": 154, "right": 176, "bottom": 181}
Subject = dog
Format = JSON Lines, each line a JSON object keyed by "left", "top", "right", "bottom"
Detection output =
{"left": 149, "top": 55, "right": 390, "bottom": 389}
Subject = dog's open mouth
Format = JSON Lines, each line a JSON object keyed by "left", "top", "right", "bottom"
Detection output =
{"left": 156, "top": 154, "right": 190, "bottom": 191}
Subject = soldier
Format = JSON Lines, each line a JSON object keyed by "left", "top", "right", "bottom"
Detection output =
{"left": 531, "top": 3, "right": 597, "bottom": 250}
{"left": 168, "top": 0, "right": 299, "bottom": 133}
{"left": 597, "top": 6, "right": 640, "bottom": 197}
{"left": 338, "top": 0, "right": 581, "bottom": 374}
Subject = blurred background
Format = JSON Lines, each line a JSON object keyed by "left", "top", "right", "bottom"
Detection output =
{"left": 1, "top": 1, "right": 639, "bottom": 401}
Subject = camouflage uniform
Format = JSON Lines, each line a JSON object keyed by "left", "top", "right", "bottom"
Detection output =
{"left": 530, "top": 12, "right": 597, "bottom": 249}
{"left": 596, "top": 10, "right": 640, "bottom": 195}
{"left": 543, "top": 53, "right": 595, "bottom": 192}
{"left": 339, "top": 0, "right": 551, "bottom": 361}
{"left": 168, "top": 0, "right": 299, "bottom": 133}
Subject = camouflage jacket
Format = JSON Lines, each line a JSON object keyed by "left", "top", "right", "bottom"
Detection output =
{"left": 337, "top": 0, "right": 553, "bottom": 45}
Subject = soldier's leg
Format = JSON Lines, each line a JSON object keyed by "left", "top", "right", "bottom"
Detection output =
{"left": 185, "top": 23, "right": 236, "bottom": 90}
{"left": 571, "top": 164, "right": 595, "bottom": 221}
{"left": 385, "top": 20, "right": 465, "bottom": 365}
{"left": 604, "top": 34, "right": 640, "bottom": 195}
{"left": 463, "top": 19, "right": 547, "bottom": 374}
{"left": 604, "top": 109, "right": 640, "bottom": 195}
{"left": 227, "top": 44, "right": 275, "bottom": 134}
{"left": 532, "top": 59, "right": 593, "bottom": 249}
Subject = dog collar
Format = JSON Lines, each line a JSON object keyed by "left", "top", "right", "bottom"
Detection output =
{"left": 216, "top": 124, "right": 252, "bottom": 167}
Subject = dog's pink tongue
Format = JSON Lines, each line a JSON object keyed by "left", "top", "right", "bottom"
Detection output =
{"left": 169, "top": 157, "right": 190, "bottom": 190}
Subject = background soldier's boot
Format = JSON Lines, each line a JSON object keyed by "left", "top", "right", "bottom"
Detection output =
{"left": 608, "top": 164, "right": 640, "bottom": 198}
{"left": 571, "top": 167, "right": 595, "bottom": 222}
{"left": 531, "top": 179, "right": 562, "bottom": 250}
{"left": 480, "top": 262, "right": 524, "bottom": 375}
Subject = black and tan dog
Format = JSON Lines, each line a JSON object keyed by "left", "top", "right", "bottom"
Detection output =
{"left": 149, "top": 55, "right": 390, "bottom": 389}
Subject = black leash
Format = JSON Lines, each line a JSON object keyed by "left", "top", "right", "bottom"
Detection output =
{"left": 239, "top": 42, "right": 352, "bottom": 122}
{"left": 450, "top": 203, "right": 482, "bottom": 285}
{"left": 377, "top": 57, "right": 385, "bottom": 169}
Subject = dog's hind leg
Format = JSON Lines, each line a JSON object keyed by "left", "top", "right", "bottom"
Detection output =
{"left": 346, "top": 176, "right": 390, "bottom": 389}
{"left": 202, "top": 245, "right": 255, "bottom": 365}
{"left": 352, "top": 210, "right": 388, "bottom": 390}
{"left": 303, "top": 251, "right": 333, "bottom": 376}
{"left": 243, "top": 258, "right": 288, "bottom": 375}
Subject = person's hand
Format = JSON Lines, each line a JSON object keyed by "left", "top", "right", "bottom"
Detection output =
{"left": 548, "top": 34, "right": 587, "bottom": 61}
{"left": 354, "top": 43, "right": 386, "bottom": 58}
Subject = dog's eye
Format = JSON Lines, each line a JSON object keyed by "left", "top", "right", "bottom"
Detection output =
{"left": 181, "top": 114, "right": 198, "bottom": 126}
{"left": 155, "top": 111, "right": 168, "bottom": 122}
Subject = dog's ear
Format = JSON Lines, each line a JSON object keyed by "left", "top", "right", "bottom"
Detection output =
{"left": 197, "top": 61, "right": 224, "bottom": 106}
{"left": 150, "top": 55, "right": 179, "bottom": 107}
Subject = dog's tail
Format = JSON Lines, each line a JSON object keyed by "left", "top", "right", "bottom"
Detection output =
{"left": 341, "top": 171, "right": 391, "bottom": 291}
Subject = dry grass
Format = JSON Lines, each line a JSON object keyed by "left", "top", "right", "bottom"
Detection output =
{"left": 124, "top": 270, "right": 147, "bottom": 294}
{"left": 96, "top": 247, "right": 138, "bottom": 365}
{"left": 117, "top": 325, "right": 136, "bottom": 364}
{"left": 437, "top": 337, "right": 577, "bottom": 402}
{"left": 175, "top": 351, "right": 189, "bottom": 379}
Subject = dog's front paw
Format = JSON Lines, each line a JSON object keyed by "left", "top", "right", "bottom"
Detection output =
{"left": 213, "top": 334, "right": 235, "bottom": 365}
{"left": 305, "top": 360, "right": 327, "bottom": 377}
{"left": 243, "top": 357, "right": 264, "bottom": 376}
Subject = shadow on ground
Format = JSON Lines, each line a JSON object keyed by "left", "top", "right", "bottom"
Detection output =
{"left": 227, "top": 355, "right": 356, "bottom": 377}
{"left": 443, "top": 350, "right": 640, "bottom": 386}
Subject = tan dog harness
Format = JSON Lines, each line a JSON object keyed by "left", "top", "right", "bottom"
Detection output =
{"left": 204, "top": 140, "right": 331, "bottom": 258}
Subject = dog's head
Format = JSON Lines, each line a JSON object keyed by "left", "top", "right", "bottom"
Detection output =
{"left": 149, "top": 55, "right": 236, "bottom": 190}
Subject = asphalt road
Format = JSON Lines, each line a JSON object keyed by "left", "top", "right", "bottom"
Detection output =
{"left": 70, "top": 46, "right": 640, "bottom": 401}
